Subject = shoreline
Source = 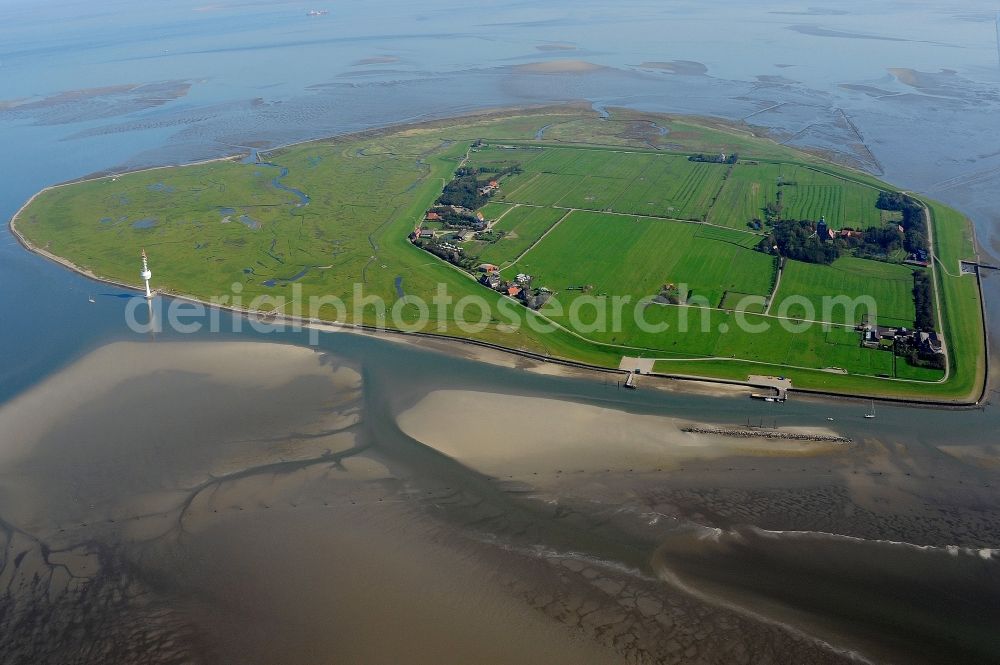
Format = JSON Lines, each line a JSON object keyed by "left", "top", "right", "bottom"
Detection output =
{"left": 7, "top": 106, "right": 989, "bottom": 408}
{"left": 8, "top": 214, "right": 988, "bottom": 410}
{"left": 8, "top": 211, "right": 986, "bottom": 409}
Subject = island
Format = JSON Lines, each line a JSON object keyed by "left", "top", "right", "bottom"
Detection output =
{"left": 10, "top": 106, "right": 987, "bottom": 402}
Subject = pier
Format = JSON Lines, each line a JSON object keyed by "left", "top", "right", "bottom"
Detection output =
{"left": 748, "top": 375, "right": 791, "bottom": 402}
{"left": 624, "top": 371, "right": 637, "bottom": 390}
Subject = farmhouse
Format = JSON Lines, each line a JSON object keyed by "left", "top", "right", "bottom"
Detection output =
{"left": 877, "top": 325, "right": 898, "bottom": 340}
{"left": 862, "top": 327, "right": 879, "bottom": 347}
{"left": 919, "top": 331, "right": 943, "bottom": 354}
{"left": 860, "top": 323, "right": 902, "bottom": 348}
{"left": 477, "top": 263, "right": 499, "bottom": 273}
{"left": 425, "top": 211, "right": 441, "bottom": 222}
{"left": 478, "top": 180, "right": 500, "bottom": 196}
{"left": 480, "top": 272, "right": 501, "bottom": 289}
{"left": 506, "top": 286, "right": 522, "bottom": 298}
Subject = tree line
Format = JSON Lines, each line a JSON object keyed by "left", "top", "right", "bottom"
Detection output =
{"left": 689, "top": 153, "right": 738, "bottom": 164}
{"left": 436, "top": 164, "right": 521, "bottom": 210}
{"left": 876, "top": 191, "right": 928, "bottom": 255}
{"left": 912, "top": 270, "right": 935, "bottom": 331}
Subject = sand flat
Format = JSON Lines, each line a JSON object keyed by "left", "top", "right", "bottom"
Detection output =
{"left": 514, "top": 59, "right": 606, "bottom": 74}
{"left": 0, "top": 341, "right": 620, "bottom": 665}
{"left": 0, "top": 341, "right": 363, "bottom": 531}
{"left": 397, "top": 389, "right": 841, "bottom": 478}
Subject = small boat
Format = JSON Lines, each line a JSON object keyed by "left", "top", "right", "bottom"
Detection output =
{"left": 865, "top": 400, "right": 876, "bottom": 419}
{"left": 826, "top": 417, "right": 834, "bottom": 421}
{"left": 88, "top": 296, "right": 96, "bottom": 303}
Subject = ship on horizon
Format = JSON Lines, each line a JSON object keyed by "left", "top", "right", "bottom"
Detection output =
{"left": 307, "top": 9, "right": 329, "bottom": 16}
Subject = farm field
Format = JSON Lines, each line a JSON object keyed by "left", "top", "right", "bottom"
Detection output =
{"left": 11, "top": 106, "right": 984, "bottom": 400}
{"left": 613, "top": 157, "right": 726, "bottom": 220}
{"left": 506, "top": 210, "right": 776, "bottom": 308}
{"left": 558, "top": 176, "right": 634, "bottom": 211}
{"left": 467, "top": 205, "right": 566, "bottom": 266}
{"left": 495, "top": 148, "right": 730, "bottom": 221}
{"left": 771, "top": 257, "right": 918, "bottom": 329}
{"left": 496, "top": 148, "right": 729, "bottom": 221}
{"left": 491, "top": 144, "right": 886, "bottom": 233}
{"left": 478, "top": 202, "right": 514, "bottom": 221}
{"left": 553, "top": 301, "right": 897, "bottom": 378}
{"left": 502, "top": 172, "right": 581, "bottom": 206}
{"left": 708, "top": 162, "right": 885, "bottom": 230}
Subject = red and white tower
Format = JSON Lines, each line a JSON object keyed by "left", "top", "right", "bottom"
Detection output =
{"left": 140, "top": 249, "right": 153, "bottom": 299}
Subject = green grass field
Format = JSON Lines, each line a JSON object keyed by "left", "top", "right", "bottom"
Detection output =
{"left": 12, "top": 106, "right": 984, "bottom": 400}
{"left": 772, "top": 257, "right": 918, "bottom": 328}
{"left": 503, "top": 172, "right": 581, "bottom": 206}
{"left": 495, "top": 147, "right": 733, "bottom": 221}
{"left": 708, "top": 162, "right": 885, "bottom": 230}
{"left": 504, "top": 210, "right": 776, "bottom": 309}
{"left": 492, "top": 144, "right": 886, "bottom": 234}
{"left": 466, "top": 205, "right": 566, "bottom": 266}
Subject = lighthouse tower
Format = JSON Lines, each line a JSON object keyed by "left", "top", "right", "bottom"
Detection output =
{"left": 140, "top": 249, "right": 153, "bottom": 299}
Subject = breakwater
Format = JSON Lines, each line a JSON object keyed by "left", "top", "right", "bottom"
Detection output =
{"left": 681, "top": 427, "right": 852, "bottom": 443}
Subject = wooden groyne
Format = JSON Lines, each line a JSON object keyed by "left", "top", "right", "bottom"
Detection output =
{"left": 681, "top": 427, "right": 851, "bottom": 444}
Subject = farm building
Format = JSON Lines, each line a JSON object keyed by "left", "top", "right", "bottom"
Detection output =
{"left": 877, "top": 325, "right": 898, "bottom": 340}
{"left": 918, "top": 331, "right": 943, "bottom": 354}
{"left": 478, "top": 180, "right": 501, "bottom": 196}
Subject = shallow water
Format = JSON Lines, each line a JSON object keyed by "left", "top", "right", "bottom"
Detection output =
{"left": 653, "top": 525, "right": 999, "bottom": 664}
{"left": 1, "top": 336, "right": 997, "bottom": 663}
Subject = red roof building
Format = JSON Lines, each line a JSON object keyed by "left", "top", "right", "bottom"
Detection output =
{"left": 507, "top": 286, "right": 522, "bottom": 298}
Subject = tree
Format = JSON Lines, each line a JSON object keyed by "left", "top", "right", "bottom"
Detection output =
{"left": 766, "top": 219, "right": 840, "bottom": 264}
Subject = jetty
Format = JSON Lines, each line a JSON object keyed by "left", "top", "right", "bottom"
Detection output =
{"left": 748, "top": 375, "right": 791, "bottom": 402}
{"left": 624, "top": 371, "right": 637, "bottom": 390}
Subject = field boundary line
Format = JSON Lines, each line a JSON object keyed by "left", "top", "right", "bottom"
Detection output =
{"left": 503, "top": 208, "right": 574, "bottom": 267}
{"left": 488, "top": 203, "right": 519, "bottom": 228}
{"left": 502, "top": 172, "right": 541, "bottom": 201}
{"left": 764, "top": 259, "right": 784, "bottom": 316}
{"left": 702, "top": 161, "right": 736, "bottom": 225}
